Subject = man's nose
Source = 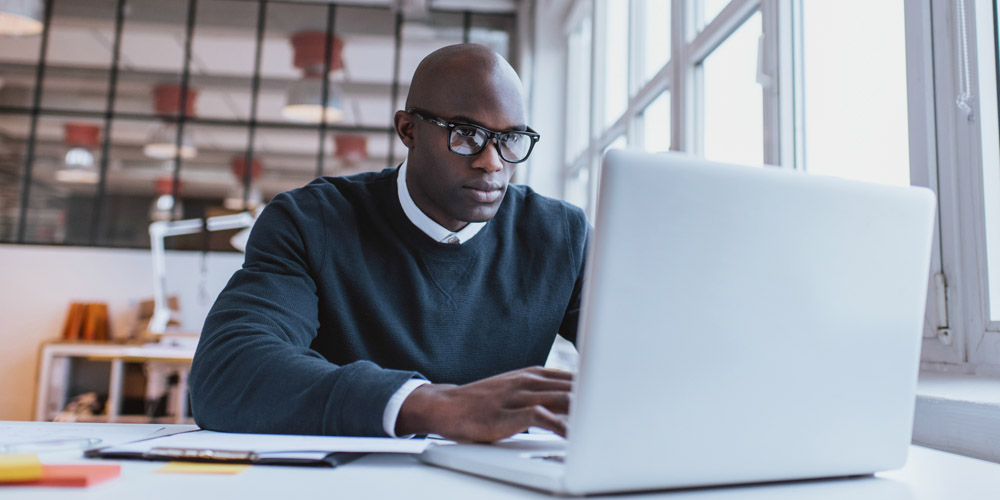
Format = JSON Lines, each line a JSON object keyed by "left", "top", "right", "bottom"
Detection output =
{"left": 471, "top": 139, "right": 504, "bottom": 173}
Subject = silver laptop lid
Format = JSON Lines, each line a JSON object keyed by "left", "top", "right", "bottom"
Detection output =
{"left": 563, "top": 150, "right": 936, "bottom": 494}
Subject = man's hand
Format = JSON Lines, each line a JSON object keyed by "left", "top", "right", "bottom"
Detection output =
{"left": 395, "top": 366, "right": 573, "bottom": 442}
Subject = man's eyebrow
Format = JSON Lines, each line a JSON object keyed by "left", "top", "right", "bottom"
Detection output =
{"left": 449, "top": 114, "right": 528, "bottom": 132}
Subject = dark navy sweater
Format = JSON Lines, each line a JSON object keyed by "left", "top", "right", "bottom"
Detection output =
{"left": 189, "top": 167, "right": 590, "bottom": 437}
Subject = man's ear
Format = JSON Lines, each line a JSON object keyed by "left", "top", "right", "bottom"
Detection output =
{"left": 394, "top": 110, "right": 416, "bottom": 148}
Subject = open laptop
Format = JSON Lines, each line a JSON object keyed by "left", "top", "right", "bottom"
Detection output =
{"left": 419, "top": 150, "right": 937, "bottom": 496}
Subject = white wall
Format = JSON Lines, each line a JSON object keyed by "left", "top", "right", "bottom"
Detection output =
{"left": 0, "top": 244, "right": 244, "bottom": 421}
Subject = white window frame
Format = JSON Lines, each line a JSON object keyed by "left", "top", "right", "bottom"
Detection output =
{"left": 908, "top": 0, "right": 1000, "bottom": 374}
{"left": 562, "top": 0, "right": 781, "bottom": 220}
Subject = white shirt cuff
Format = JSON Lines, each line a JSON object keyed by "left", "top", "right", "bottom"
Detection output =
{"left": 382, "top": 379, "right": 431, "bottom": 438}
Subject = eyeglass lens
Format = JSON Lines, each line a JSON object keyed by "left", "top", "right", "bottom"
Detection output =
{"left": 449, "top": 125, "right": 532, "bottom": 162}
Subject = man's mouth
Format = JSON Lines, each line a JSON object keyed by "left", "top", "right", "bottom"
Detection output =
{"left": 464, "top": 183, "right": 504, "bottom": 203}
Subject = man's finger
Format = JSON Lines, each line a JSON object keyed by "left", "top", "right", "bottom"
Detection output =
{"left": 508, "top": 390, "right": 571, "bottom": 414}
{"left": 526, "top": 366, "right": 574, "bottom": 381}
{"left": 515, "top": 376, "right": 573, "bottom": 393}
{"left": 528, "top": 405, "right": 567, "bottom": 438}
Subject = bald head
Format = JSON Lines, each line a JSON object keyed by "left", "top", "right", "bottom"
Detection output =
{"left": 405, "top": 43, "right": 526, "bottom": 123}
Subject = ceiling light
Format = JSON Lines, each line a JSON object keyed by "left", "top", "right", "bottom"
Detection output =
{"left": 144, "top": 122, "right": 197, "bottom": 160}
{"left": 56, "top": 123, "right": 100, "bottom": 184}
{"left": 145, "top": 84, "right": 198, "bottom": 159}
{"left": 283, "top": 32, "right": 345, "bottom": 124}
{"left": 282, "top": 77, "right": 343, "bottom": 123}
{"left": 0, "top": 0, "right": 43, "bottom": 36}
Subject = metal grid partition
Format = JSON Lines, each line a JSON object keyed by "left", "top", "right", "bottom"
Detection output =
{"left": 0, "top": 0, "right": 517, "bottom": 249}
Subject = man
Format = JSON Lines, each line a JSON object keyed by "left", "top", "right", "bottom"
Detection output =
{"left": 189, "top": 44, "right": 589, "bottom": 442}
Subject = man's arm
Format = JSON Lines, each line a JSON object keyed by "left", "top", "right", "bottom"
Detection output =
{"left": 189, "top": 191, "right": 420, "bottom": 436}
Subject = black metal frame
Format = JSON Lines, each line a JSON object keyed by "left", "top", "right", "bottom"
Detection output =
{"left": 3, "top": 0, "right": 507, "bottom": 249}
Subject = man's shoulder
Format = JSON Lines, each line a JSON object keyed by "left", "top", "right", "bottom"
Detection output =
{"left": 504, "top": 184, "right": 588, "bottom": 228}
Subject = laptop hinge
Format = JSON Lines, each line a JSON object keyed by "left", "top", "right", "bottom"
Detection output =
{"left": 933, "top": 272, "right": 952, "bottom": 345}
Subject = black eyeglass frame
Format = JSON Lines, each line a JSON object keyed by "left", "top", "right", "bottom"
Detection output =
{"left": 406, "top": 107, "right": 541, "bottom": 164}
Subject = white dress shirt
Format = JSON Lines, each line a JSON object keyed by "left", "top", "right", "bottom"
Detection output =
{"left": 381, "top": 159, "right": 487, "bottom": 437}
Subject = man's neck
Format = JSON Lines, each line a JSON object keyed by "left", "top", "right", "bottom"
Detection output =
{"left": 396, "top": 159, "right": 485, "bottom": 243}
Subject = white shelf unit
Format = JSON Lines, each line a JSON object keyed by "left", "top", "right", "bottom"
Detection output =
{"left": 35, "top": 342, "right": 196, "bottom": 424}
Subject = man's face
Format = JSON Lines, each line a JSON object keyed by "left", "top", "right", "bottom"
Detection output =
{"left": 400, "top": 76, "right": 527, "bottom": 232}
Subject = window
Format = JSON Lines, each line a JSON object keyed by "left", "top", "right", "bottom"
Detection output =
{"left": 641, "top": 90, "right": 670, "bottom": 152}
{"left": 800, "top": 0, "right": 910, "bottom": 186}
{"left": 700, "top": 11, "right": 763, "bottom": 166}
{"left": 556, "top": 0, "right": 1000, "bottom": 373}
{"left": 982, "top": 0, "right": 1000, "bottom": 322}
{"left": 560, "top": 0, "right": 765, "bottom": 214}
{"left": 0, "top": 0, "right": 518, "bottom": 249}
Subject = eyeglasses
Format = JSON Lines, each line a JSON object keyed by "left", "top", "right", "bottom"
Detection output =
{"left": 407, "top": 107, "right": 540, "bottom": 163}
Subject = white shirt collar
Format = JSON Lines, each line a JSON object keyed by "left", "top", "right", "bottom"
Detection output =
{"left": 397, "top": 159, "right": 486, "bottom": 244}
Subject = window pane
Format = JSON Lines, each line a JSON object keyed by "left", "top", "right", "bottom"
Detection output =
{"left": 801, "top": 0, "right": 910, "bottom": 186}
{"left": 255, "top": 1, "right": 329, "bottom": 124}
{"left": 26, "top": 115, "right": 106, "bottom": 244}
{"left": 0, "top": 114, "right": 32, "bottom": 242}
{"left": 983, "top": 0, "right": 1000, "bottom": 320}
{"left": 189, "top": 0, "right": 260, "bottom": 121}
{"left": 253, "top": 126, "right": 320, "bottom": 195}
{"left": 96, "top": 117, "right": 171, "bottom": 247}
{"left": 564, "top": 164, "right": 590, "bottom": 213}
{"left": 0, "top": 8, "right": 43, "bottom": 110}
{"left": 114, "top": 0, "right": 189, "bottom": 115}
{"left": 642, "top": 90, "right": 670, "bottom": 152}
{"left": 565, "top": 14, "right": 592, "bottom": 162}
{"left": 700, "top": 0, "right": 729, "bottom": 30}
{"left": 601, "top": 0, "right": 628, "bottom": 129}
{"left": 40, "top": 0, "right": 115, "bottom": 113}
{"left": 701, "top": 11, "right": 762, "bottom": 166}
{"left": 640, "top": 0, "right": 670, "bottom": 84}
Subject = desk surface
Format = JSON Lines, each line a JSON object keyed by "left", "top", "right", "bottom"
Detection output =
{"left": 1, "top": 422, "right": 998, "bottom": 499}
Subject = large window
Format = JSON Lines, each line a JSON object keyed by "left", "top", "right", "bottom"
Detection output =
{"left": 559, "top": 0, "right": 1000, "bottom": 373}
{"left": 0, "top": 0, "right": 516, "bottom": 250}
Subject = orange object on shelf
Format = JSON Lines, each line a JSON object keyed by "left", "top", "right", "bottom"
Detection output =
{"left": 61, "top": 303, "right": 111, "bottom": 342}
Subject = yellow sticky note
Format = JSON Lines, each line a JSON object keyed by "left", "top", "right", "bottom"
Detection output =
{"left": 0, "top": 454, "right": 43, "bottom": 482}
{"left": 156, "top": 462, "right": 250, "bottom": 475}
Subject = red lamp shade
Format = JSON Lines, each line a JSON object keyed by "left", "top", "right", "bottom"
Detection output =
{"left": 230, "top": 156, "right": 263, "bottom": 180}
{"left": 155, "top": 177, "right": 182, "bottom": 196}
{"left": 334, "top": 135, "right": 367, "bottom": 165}
{"left": 153, "top": 84, "right": 198, "bottom": 117}
{"left": 63, "top": 123, "right": 101, "bottom": 148}
{"left": 290, "top": 31, "right": 344, "bottom": 76}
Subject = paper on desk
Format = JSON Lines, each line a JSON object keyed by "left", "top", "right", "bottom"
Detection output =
{"left": 0, "top": 421, "right": 190, "bottom": 452}
{"left": 102, "top": 430, "right": 431, "bottom": 455}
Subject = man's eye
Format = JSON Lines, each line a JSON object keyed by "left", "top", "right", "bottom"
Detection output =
{"left": 455, "top": 127, "right": 478, "bottom": 138}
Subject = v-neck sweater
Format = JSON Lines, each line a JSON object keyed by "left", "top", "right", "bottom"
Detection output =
{"left": 189, "top": 167, "right": 590, "bottom": 437}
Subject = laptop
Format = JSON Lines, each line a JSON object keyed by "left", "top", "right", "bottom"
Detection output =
{"left": 419, "top": 150, "right": 937, "bottom": 496}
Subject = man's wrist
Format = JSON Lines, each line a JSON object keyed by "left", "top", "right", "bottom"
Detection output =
{"left": 383, "top": 379, "right": 430, "bottom": 437}
{"left": 395, "top": 383, "right": 454, "bottom": 437}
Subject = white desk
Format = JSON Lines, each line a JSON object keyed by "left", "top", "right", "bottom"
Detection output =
{"left": 2, "top": 422, "right": 998, "bottom": 499}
